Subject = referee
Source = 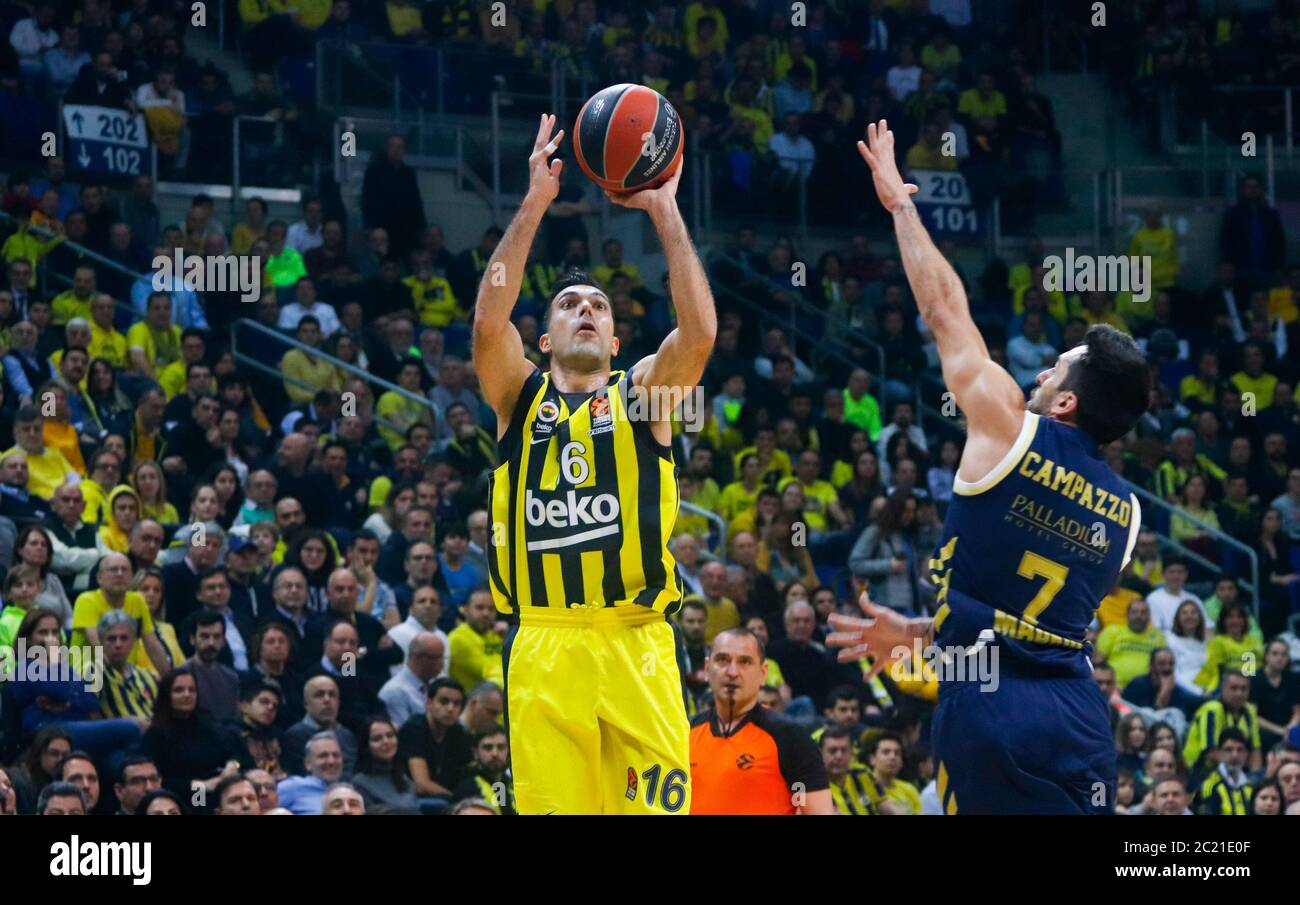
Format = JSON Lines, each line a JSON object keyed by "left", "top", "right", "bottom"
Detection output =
{"left": 689, "top": 628, "right": 832, "bottom": 814}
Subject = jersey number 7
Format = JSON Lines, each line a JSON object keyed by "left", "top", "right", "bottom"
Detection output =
{"left": 1016, "top": 551, "right": 1069, "bottom": 625}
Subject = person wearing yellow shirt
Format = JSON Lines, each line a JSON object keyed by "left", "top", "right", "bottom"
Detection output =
{"left": 6, "top": 407, "right": 80, "bottom": 499}
{"left": 71, "top": 552, "right": 170, "bottom": 676}
{"left": 590, "top": 239, "right": 644, "bottom": 288}
{"left": 719, "top": 453, "right": 764, "bottom": 524}
{"left": 1096, "top": 579, "right": 1143, "bottom": 630}
{"left": 404, "top": 250, "right": 462, "bottom": 328}
{"left": 448, "top": 591, "right": 504, "bottom": 691}
{"left": 50, "top": 265, "right": 97, "bottom": 327}
{"left": 728, "top": 78, "right": 774, "bottom": 152}
{"left": 1096, "top": 598, "right": 1167, "bottom": 690}
{"left": 157, "top": 329, "right": 210, "bottom": 401}
{"left": 686, "top": 6, "right": 727, "bottom": 59}
{"left": 36, "top": 382, "right": 86, "bottom": 478}
{"left": 779, "top": 450, "right": 847, "bottom": 535}
{"left": 231, "top": 197, "right": 268, "bottom": 256}
{"left": 733, "top": 428, "right": 792, "bottom": 487}
{"left": 1266, "top": 266, "right": 1300, "bottom": 324}
{"left": 1195, "top": 602, "right": 1265, "bottom": 693}
{"left": 684, "top": 562, "right": 741, "bottom": 644}
{"left": 126, "top": 292, "right": 183, "bottom": 380}
{"left": 867, "top": 733, "right": 922, "bottom": 814}
{"left": 86, "top": 293, "right": 128, "bottom": 369}
{"left": 1228, "top": 342, "right": 1277, "bottom": 408}
{"left": 1178, "top": 349, "right": 1221, "bottom": 410}
{"left": 280, "top": 316, "right": 342, "bottom": 406}
{"left": 685, "top": 1, "right": 729, "bottom": 51}
{"left": 1, "top": 223, "right": 60, "bottom": 271}
{"left": 376, "top": 359, "right": 433, "bottom": 453}
{"left": 1128, "top": 207, "right": 1180, "bottom": 290}
{"left": 957, "top": 73, "right": 1008, "bottom": 123}
{"left": 1077, "top": 291, "right": 1129, "bottom": 333}
{"left": 905, "top": 120, "right": 958, "bottom": 172}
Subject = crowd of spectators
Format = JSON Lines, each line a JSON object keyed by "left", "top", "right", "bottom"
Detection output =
{"left": 0, "top": 0, "right": 1295, "bottom": 816}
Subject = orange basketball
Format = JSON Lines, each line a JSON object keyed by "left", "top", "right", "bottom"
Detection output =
{"left": 572, "top": 84, "right": 683, "bottom": 193}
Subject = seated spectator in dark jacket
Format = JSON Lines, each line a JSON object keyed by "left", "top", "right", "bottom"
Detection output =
{"left": 280, "top": 674, "right": 358, "bottom": 777}
{"left": 185, "top": 610, "right": 242, "bottom": 725}
{"left": 180, "top": 566, "right": 257, "bottom": 671}
{"left": 219, "top": 678, "right": 287, "bottom": 781}
{"left": 306, "top": 620, "right": 380, "bottom": 735}
{"left": 304, "top": 568, "right": 403, "bottom": 687}
{"left": 1120, "top": 647, "right": 1204, "bottom": 724}
{"left": 397, "top": 677, "right": 473, "bottom": 805}
{"left": 377, "top": 504, "right": 435, "bottom": 586}
{"left": 0, "top": 449, "right": 50, "bottom": 529}
{"left": 271, "top": 432, "right": 337, "bottom": 528}
{"left": 141, "top": 668, "right": 250, "bottom": 804}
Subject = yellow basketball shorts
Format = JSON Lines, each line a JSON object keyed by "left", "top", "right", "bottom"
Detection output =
{"left": 503, "top": 605, "right": 691, "bottom": 815}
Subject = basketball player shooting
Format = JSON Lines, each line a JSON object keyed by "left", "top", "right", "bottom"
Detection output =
{"left": 473, "top": 114, "right": 716, "bottom": 814}
{"left": 826, "top": 121, "right": 1152, "bottom": 814}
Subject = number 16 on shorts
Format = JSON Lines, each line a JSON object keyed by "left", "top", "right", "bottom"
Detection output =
{"left": 627, "top": 764, "right": 688, "bottom": 812}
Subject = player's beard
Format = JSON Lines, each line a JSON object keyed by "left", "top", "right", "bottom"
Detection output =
{"left": 1026, "top": 386, "right": 1050, "bottom": 416}
{"left": 560, "top": 336, "right": 609, "bottom": 370}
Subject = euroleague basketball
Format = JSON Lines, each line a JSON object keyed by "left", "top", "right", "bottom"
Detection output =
{"left": 572, "top": 83, "right": 683, "bottom": 193}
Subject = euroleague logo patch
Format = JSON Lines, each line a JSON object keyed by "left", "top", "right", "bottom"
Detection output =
{"left": 625, "top": 767, "right": 638, "bottom": 801}
{"left": 589, "top": 394, "right": 615, "bottom": 437}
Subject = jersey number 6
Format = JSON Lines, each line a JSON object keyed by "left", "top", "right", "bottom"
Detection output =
{"left": 561, "top": 441, "right": 589, "bottom": 484}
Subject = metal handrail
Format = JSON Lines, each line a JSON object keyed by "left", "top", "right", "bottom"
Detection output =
{"left": 708, "top": 250, "right": 887, "bottom": 382}
{"left": 1126, "top": 481, "right": 1261, "bottom": 607}
{"left": 680, "top": 501, "right": 727, "bottom": 559}
{"left": 0, "top": 211, "right": 143, "bottom": 319}
{"left": 229, "top": 318, "right": 438, "bottom": 415}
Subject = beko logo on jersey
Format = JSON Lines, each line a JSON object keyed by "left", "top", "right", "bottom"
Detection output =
{"left": 525, "top": 489, "right": 621, "bottom": 529}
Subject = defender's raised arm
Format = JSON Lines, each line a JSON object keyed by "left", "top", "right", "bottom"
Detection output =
{"left": 473, "top": 113, "right": 566, "bottom": 428}
{"left": 858, "top": 120, "right": 1023, "bottom": 449}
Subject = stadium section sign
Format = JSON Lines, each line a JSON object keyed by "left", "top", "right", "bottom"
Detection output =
{"left": 910, "top": 169, "right": 980, "bottom": 236}
{"left": 62, "top": 104, "right": 149, "bottom": 178}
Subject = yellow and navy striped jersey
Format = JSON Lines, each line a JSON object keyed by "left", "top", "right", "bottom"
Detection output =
{"left": 488, "top": 369, "right": 683, "bottom": 615}
{"left": 101, "top": 664, "right": 158, "bottom": 720}
{"left": 829, "top": 768, "right": 886, "bottom": 815}
{"left": 1194, "top": 771, "right": 1252, "bottom": 816}
{"left": 929, "top": 412, "right": 1142, "bottom": 678}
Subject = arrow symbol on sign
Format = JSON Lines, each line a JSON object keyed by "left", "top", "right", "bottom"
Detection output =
{"left": 77, "top": 143, "right": 90, "bottom": 168}
{"left": 70, "top": 111, "right": 84, "bottom": 133}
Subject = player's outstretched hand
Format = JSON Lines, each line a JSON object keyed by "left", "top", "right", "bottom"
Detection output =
{"left": 826, "top": 591, "right": 930, "bottom": 680}
{"left": 857, "top": 119, "right": 918, "bottom": 215}
{"left": 604, "top": 157, "right": 682, "bottom": 214}
{"left": 528, "top": 113, "right": 565, "bottom": 204}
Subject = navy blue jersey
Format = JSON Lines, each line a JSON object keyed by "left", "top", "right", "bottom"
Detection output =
{"left": 929, "top": 412, "right": 1141, "bottom": 677}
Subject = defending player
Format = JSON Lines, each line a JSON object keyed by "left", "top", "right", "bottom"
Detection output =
{"left": 827, "top": 121, "right": 1152, "bottom": 814}
{"left": 473, "top": 114, "right": 716, "bottom": 814}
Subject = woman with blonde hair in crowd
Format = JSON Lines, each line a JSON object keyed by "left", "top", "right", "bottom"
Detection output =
{"left": 130, "top": 460, "right": 178, "bottom": 525}
{"left": 132, "top": 566, "right": 185, "bottom": 670}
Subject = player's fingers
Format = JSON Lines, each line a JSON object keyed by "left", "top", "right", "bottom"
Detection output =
{"left": 836, "top": 644, "right": 872, "bottom": 663}
{"left": 534, "top": 112, "right": 549, "bottom": 150}
{"left": 825, "top": 631, "right": 864, "bottom": 649}
{"left": 906, "top": 183, "right": 919, "bottom": 195}
{"left": 550, "top": 159, "right": 563, "bottom": 178}
{"left": 856, "top": 590, "right": 885, "bottom": 619}
{"left": 827, "top": 613, "right": 870, "bottom": 633}
{"left": 856, "top": 139, "right": 875, "bottom": 168}
{"left": 546, "top": 128, "right": 565, "bottom": 153}
{"left": 862, "top": 657, "right": 889, "bottom": 682}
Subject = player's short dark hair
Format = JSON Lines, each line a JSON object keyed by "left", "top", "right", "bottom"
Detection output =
{"left": 1216, "top": 727, "right": 1251, "bottom": 751}
{"left": 546, "top": 269, "right": 607, "bottom": 322}
{"left": 819, "top": 724, "right": 854, "bottom": 747}
{"left": 1057, "top": 324, "right": 1151, "bottom": 444}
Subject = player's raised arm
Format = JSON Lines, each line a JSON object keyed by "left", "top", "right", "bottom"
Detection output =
{"left": 605, "top": 162, "right": 717, "bottom": 397}
{"left": 858, "top": 120, "right": 1024, "bottom": 450}
{"left": 473, "top": 113, "right": 565, "bottom": 428}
